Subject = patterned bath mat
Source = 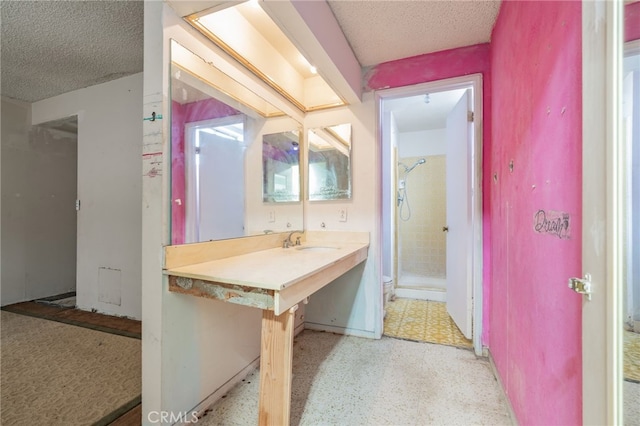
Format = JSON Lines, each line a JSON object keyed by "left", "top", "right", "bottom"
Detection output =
{"left": 625, "top": 330, "right": 640, "bottom": 383}
{"left": 384, "top": 298, "right": 472, "bottom": 349}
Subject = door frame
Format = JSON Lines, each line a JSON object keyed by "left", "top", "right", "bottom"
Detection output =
{"left": 376, "top": 74, "right": 484, "bottom": 355}
{"left": 581, "top": 0, "right": 623, "bottom": 423}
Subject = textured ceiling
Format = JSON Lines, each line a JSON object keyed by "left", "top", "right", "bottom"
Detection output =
{"left": 0, "top": 1, "right": 143, "bottom": 103}
{"left": 0, "top": 0, "right": 499, "bottom": 113}
{"left": 327, "top": 0, "right": 501, "bottom": 67}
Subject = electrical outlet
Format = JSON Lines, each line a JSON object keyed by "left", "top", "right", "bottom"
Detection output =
{"left": 338, "top": 208, "right": 347, "bottom": 222}
{"left": 268, "top": 211, "right": 276, "bottom": 223}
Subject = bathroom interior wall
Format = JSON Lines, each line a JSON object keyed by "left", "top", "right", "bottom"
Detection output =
{"left": 30, "top": 74, "right": 143, "bottom": 319}
{"left": 398, "top": 155, "right": 446, "bottom": 279}
{"left": 1, "top": 98, "right": 77, "bottom": 304}
{"left": 303, "top": 96, "right": 381, "bottom": 338}
{"left": 398, "top": 129, "right": 446, "bottom": 157}
{"left": 489, "top": 1, "right": 582, "bottom": 424}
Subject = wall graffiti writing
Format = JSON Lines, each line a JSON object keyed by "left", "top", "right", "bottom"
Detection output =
{"left": 533, "top": 209, "right": 570, "bottom": 239}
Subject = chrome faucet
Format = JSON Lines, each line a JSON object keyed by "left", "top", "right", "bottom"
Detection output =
{"left": 283, "top": 230, "right": 304, "bottom": 248}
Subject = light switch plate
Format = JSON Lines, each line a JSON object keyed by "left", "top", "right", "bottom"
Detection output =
{"left": 268, "top": 211, "right": 276, "bottom": 223}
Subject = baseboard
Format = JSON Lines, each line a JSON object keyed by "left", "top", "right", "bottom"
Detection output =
{"left": 487, "top": 349, "right": 519, "bottom": 426}
{"left": 395, "top": 287, "right": 446, "bottom": 302}
{"left": 182, "top": 356, "right": 260, "bottom": 426}
{"left": 304, "top": 322, "right": 375, "bottom": 339}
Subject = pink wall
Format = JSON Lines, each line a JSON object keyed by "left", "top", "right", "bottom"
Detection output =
{"left": 171, "top": 99, "right": 240, "bottom": 244}
{"left": 627, "top": 1, "right": 640, "bottom": 42}
{"left": 364, "top": 44, "right": 490, "bottom": 92}
{"left": 489, "top": 1, "right": 582, "bottom": 425}
{"left": 366, "top": 2, "right": 584, "bottom": 424}
{"left": 364, "top": 43, "right": 494, "bottom": 344}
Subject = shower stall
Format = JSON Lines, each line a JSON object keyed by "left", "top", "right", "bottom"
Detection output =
{"left": 395, "top": 155, "right": 447, "bottom": 301}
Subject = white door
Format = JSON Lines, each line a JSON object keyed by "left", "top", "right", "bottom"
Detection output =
{"left": 445, "top": 89, "right": 473, "bottom": 339}
{"left": 197, "top": 131, "right": 246, "bottom": 241}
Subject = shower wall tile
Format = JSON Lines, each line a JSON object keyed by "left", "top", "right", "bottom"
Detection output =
{"left": 399, "top": 155, "right": 446, "bottom": 278}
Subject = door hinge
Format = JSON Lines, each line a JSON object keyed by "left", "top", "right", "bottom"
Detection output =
{"left": 467, "top": 111, "right": 474, "bottom": 122}
{"left": 75, "top": 199, "right": 81, "bottom": 211}
{"left": 568, "top": 273, "right": 592, "bottom": 301}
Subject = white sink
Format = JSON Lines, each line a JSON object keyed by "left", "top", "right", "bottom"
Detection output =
{"left": 295, "top": 246, "right": 339, "bottom": 252}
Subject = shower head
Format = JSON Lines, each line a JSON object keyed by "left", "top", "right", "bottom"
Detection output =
{"left": 400, "top": 158, "right": 426, "bottom": 174}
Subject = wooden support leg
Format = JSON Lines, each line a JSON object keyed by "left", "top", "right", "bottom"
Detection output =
{"left": 258, "top": 306, "right": 297, "bottom": 426}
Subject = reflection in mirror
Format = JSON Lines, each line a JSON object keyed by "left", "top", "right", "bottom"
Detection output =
{"left": 170, "top": 40, "right": 303, "bottom": 244}
{"left": 263, "top": 131, "right": 301, "bottom": 202}
{"left": 307, "top": 123, "right": 352, "bottom": 201}
{"left": 623, "top": 32, "right": 640, "bottom": 423}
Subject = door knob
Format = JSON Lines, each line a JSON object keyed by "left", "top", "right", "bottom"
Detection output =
{"left": 442, "top": 226, "right": 449, "bottom": 232}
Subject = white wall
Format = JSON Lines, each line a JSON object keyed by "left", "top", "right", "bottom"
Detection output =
{"left": 2, "top": 98, "right": 32, "bottom": 304}
{"left": 303, "top": 94, "right": 382, "bottom": 338}
{"left": 381, "top": 110, "right": 399, "bottom": 279}
{"left": 398, "top": 128, "right": 446, "bottom": 157}
{"left": 1, "top": 98, "right": 78, "bottom": 305}
{"left": 31, "top": 74, "right": 143, "bottom": 319}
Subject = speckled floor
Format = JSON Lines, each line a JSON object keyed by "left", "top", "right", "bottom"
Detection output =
{"left": 625, "top": 381, "right": 640, "bottom": 426}
{"left": 625, "top": 330, "right": 640, "bottom": 425}
{"left": 198, "top": 330, "right": 511, "bottom": 426}
{"left": 384, "top": 299, "right": 472, "bottom": 349}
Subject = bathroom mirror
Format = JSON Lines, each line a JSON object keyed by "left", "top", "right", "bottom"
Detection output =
{"left": 170, "top": 40, "right": 303, "bottom": 244}
{"left": 307, "top": 123, "right": 352, "bottom": 201}
{"left": 263, "top": 131, "right": 301, "bottom": 202}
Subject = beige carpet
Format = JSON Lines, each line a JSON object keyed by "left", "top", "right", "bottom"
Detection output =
{"left": 1, "top": 311, "right": 141, "bottom": 425}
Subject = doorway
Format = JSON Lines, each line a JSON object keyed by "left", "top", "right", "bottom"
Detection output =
{"left": 378, "top": 75, "right": 483, "bottom": 354}
{"left": 31, "top": 116, "right": 78, "bottom": 305}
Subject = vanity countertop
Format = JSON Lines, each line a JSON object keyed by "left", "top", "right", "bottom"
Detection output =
{"left": 164, "top": 231, "right": 369, "bottom": 315}
{"left": 164, "top": 241, "right": 369, "bottom": 291}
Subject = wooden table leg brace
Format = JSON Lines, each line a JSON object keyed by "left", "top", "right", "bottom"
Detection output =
{"left": 258, "top": 305, "right": 297, "bottom": 426}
